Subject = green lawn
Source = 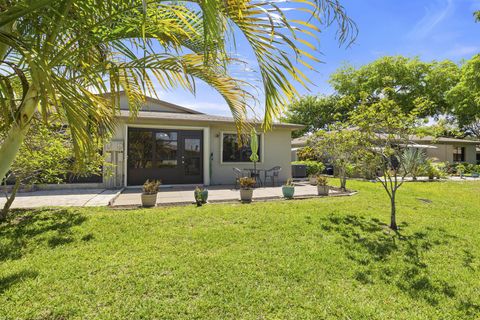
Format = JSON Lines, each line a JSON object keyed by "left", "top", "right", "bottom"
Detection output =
{"left": 1, "top": 180, "right": 480, "bottom": 319}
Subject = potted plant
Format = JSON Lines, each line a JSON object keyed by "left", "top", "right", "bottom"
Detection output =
{"left": 282, "top": 178, "right": 295, "bottom": 199}
{"left": 194, "top": 186, "right": 209, "bottom": 206}
{"left": 239, "top": 177, "right": 256, "bottom": 203}
{"left": 141, "top": 179, "right": 161, "bottom": 207}
{"left": 308, "top": 174, "right": 317, "bottom": 186}
{"left": 316, "top": 175, "right": 329, "bottom": 196}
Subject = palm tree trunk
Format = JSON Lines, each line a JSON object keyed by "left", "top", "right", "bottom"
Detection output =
{"left": 0, "top": 22, "right": 14, "bottom": 60}
{"left": 0, "top": 87, "right": 39, "bottom": 183}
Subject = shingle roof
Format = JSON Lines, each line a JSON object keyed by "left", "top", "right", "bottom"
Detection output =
{"left": 292, "top": 133, "right": 480, "bottom": 147}
{"left": 102, "top": 91, "right": 203, "bottom": 114}
{"left": 118, "top": 110, "right": 305, "bottom": 130}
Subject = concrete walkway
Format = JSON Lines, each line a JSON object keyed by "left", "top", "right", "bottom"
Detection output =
{"left": 112, "top": 183, "right": 354, "bottom": 207}
{"left": 0, "top": 189, "right": 121, "bottom": 209}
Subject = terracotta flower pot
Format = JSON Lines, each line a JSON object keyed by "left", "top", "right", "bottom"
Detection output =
{"left": 141, "top": 193, "right": 157, "bottom": 207}
{"left": 317, "top": 185, "right": 329, "bottom": 196}
{"left": 240, "top": 189, "right": 254, "bottom": 203}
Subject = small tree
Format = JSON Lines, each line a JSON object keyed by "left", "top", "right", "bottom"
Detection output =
{"left": 351, "top": 99, "right": 421, "bottom": 230}
{"left": 1, "top": 122, "right": 104, "bottom": 220}
{"left": 309, "top": 125, "right": 363, "bottom": 191}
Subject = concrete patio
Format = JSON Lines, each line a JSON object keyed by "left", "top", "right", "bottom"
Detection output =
{"left": 0, "top": 188, "right": 121, "bottom": 209}
{"left": 112, "top": 182, "right": 355, "bottom": 207}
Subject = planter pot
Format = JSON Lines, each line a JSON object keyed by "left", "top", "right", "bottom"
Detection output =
{"left": 141, "top": 193, "right": 157, "bottom": 207}
{"left": 317, "top": 185, "right": 329, "bottom": 196}
{"left": 309, "top": 176, "right": 317, "bottom": 185}
{"left": 201, "top": 189, "right": 208, "bottom": 203}
{"left": 194, "top": 189, "right": 209, "bottom": 205}
{"left": 282, "top": 186, "right": 295, "bottom": 199}
{"left": 240, "top": 189, "right": 254, "bottom": 203}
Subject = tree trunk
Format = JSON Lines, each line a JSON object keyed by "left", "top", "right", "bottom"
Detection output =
{"left": 390, "top": 192, "right": 397, "bottom": 230}
{"left": 340, "top": 175, "right": 347, "bottom": 191}
{"left": 0, "top": 177, "right": 20, "bottom": 222}
{"left": 0, "top": 87, "right": 38, "bottom": 183}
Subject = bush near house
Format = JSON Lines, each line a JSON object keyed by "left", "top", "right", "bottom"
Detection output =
{"left": 447, "top": 163, "right": 480, "bottom": 175}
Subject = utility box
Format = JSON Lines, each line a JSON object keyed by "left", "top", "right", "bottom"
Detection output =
{"left": 291, "top": 164, "right": 307, "bottom": 178}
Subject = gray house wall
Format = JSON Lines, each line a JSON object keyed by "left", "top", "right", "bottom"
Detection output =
{"left": 105, "top": 117, "right": 294, "bottom": 187}
{"left": 425, "top": 143, "right": 477, "bottom": 164}
{"left": 209, "top": 126, "right": 292, "bottom": 185}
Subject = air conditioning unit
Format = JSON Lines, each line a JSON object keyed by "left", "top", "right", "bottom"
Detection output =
{"left": 291, "top": 164, "right": 307, "bottom": 178}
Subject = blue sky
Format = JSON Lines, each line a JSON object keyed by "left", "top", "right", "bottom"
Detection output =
{"left": 155, "top": 0, "right": 480, "bottom": 116}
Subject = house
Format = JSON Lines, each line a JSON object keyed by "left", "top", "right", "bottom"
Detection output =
{"left": 103, "top": 93, "right": 303, "bottom": 188}
{"left": 291, "top": 134, "right": 480, "bottom": 164}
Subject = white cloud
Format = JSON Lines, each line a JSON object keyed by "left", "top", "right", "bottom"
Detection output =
{"left": 408, "top": 0, "right": 454, "bottom": 39}
{"left": 446, "top": 45, "right": 479, "bottom": 57}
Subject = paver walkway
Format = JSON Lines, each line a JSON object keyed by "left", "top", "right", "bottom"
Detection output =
{"left": 0, "top": 189, "right": 120, "bottom": 209}
{"left": 112, "top": 182, "right": 353, "bottom": 207}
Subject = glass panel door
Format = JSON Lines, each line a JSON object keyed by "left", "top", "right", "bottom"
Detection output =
{"left": 127, "top": 128, "right": 203, "bottom": 185}
{"left": 179, "top": 132, "right": 203, "bottom": 184}
{"left": 128, "top": 130, "right": 153, "bottom": 169}
{"left": 184, "top": 138, "right": 201, "bottom": 176}
{"left": 155, "top": 132, "right": 178, "bottom": 168}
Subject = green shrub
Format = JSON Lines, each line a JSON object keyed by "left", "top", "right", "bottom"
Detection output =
{"left": 425, "top": 161, "right": 448, "bottom": 179}
{"left": 292, "top": 160, "right": 325, "bottom": 176}
{"left": 449, "top": 162, "right": 475, "bottom": 175}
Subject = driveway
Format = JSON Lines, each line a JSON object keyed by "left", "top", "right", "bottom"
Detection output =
{"left": 0, "top": 189, "right": 121, "bottom": 209}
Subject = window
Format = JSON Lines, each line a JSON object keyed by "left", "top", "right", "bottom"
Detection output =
{"left": 453, "top": 146, "right": 465, "bottom": 162}
{"left": 222, "top": 133, "right": 261, "bottom": 163}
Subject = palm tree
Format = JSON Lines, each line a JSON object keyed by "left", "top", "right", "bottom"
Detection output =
{"left": 0, "top": 0, "right": 356, "bottom": 183}
{"left": 401, "top": 148, "right": 427, "bottom": 180}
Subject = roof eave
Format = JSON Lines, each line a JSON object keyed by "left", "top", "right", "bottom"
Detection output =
{"left": 116, "top": 113, "right": 305, "bottom": 130}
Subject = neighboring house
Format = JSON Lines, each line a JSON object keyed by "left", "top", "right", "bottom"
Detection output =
{"left": 291, "top": 134, "right": 480, "bottom": 164}
{"left": 103, "top": 92, "right": 303, "bottom": 188}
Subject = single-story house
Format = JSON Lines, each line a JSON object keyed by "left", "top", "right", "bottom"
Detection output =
{"left": 291, "top": 134, "right": 480, "bottom": 164}
{"left": 103, "top": 93, "right": 303, "bottom": 188}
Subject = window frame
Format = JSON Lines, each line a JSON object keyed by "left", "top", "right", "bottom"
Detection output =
{"left": 453, "top": 146, "right": 465, "bottom": 163}
{"left": 220, "top": 131, "right": 264, "bottom": 165}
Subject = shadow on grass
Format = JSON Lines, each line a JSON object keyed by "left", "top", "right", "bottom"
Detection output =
{"left": 319, "top": 214, "right": 471, "bottom": 311}
{"left": 0, "top": 270, "right": 38, "bottom": 294}
{"left": 0, "top": 208, "right": 87, "bottom": 262}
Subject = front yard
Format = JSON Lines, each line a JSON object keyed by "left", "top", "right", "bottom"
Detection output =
{"left": 1, "top": 180, "right": 479, "bottom": 319}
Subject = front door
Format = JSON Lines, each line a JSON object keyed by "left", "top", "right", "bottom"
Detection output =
{"left": 127, "top": 128, "right": 203, "bottom": 185}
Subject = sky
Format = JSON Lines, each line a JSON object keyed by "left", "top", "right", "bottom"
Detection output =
{"left": 153, "top": 0, "right": 480, "bottom": 117}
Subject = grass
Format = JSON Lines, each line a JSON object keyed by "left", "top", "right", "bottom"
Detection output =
{"left": 1, "top": 180, "right": 480, "bottom": 319}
